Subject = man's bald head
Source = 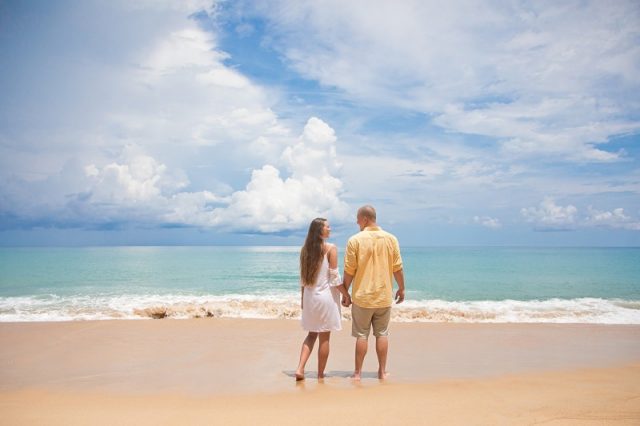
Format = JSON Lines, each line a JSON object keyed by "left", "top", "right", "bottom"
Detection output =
{"left": 357, "top": 205, "right": 377, "bottom": 222}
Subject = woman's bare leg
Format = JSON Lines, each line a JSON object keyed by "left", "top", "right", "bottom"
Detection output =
{"left": 317, "top": 332, "right": 330, "bottom": 379}
{"left": 295, "top": 332, "right": 318, "bottom": 381}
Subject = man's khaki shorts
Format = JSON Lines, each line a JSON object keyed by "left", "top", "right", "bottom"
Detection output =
{"left": 351, "top": 304, "right": 391, "bottom": 339}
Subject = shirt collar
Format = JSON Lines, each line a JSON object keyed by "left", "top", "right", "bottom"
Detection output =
{"left": 364, "top": 226, "right": 381, "bottom": 232}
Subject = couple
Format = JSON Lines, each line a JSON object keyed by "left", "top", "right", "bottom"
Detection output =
{"left": 295, "top": 205, "right": 405, "bottom": 381}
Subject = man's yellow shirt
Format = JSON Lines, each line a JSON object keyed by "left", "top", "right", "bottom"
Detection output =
{"left": 344, "top": 226, "right": 403, "bottom": 308}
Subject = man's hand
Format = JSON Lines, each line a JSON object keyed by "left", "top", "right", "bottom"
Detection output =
{"left": 341, "top": 294, "right": 352, "bottom": 307}
{"left": 393, "top": 269, "right": 405, "bottom": 304}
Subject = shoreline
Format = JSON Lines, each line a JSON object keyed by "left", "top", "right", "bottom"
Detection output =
{"left": 1, "top": 319, "right": 639, "bottom": 424}
{"left": 2, "top": 295, "right": 639, "bottom": 323}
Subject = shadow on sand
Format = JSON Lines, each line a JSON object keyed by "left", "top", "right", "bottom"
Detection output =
{"left": 282, "top": 370, "right": 380, "bottom": 379}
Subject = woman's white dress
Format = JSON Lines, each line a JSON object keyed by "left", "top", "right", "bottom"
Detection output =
{"left": 301, "top": 253, "right": 342, "bottom": 332}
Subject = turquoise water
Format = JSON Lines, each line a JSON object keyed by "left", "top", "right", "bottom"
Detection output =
{"left": 406, "top": 247, "right": 640, "bottom": 300}
{"left": 0, "top": 247, "right": 300, "bottom": 297}
{"left": 0, "top": 246, "right": 639, "bottom": 322}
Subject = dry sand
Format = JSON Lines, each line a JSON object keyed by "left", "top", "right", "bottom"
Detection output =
{"left": 1, "top": 319, "right": 639, "bottom": 424}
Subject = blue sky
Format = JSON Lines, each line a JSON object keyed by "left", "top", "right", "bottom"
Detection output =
{"left": 1, "top": 0, "right": 639, "bottom": 246}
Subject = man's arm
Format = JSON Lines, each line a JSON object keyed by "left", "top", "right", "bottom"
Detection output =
{"left": 342, "top": 238, "right": 357, "bottom": 307}
{"left": 343, "top": 238, "right": 357, "bottom": 283}
{"left": 343, "top": 272, "right": 354, "bottom": 291}
{"left": 392, "top": 236, "right": 404, "bottom": 304}
{"left": 340, "top": 273, "right": 353, "bottom": 307}
{"left": 393, "top": 269, "right": 405, "bottom": 304}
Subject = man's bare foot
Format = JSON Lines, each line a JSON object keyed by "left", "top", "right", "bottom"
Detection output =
{"left": 295, "top": 371, "right": 305, "bottom": 381}
{"left": 351, "top": 372, "right": 361, "bottom": 381}
{"left": 378, "top": 370, "right": 389, "bottom": 380}
{"left": 317, "top": 373, "right": 325, "bottom": 379}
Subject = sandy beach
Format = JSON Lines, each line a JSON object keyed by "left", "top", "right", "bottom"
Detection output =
{"left": 1, "top": 319, "right": 640, "bottom": 425}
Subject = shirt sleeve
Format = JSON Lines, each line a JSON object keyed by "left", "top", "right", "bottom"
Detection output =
{"left": 392, "top": 237, "right": 403, "bottom": 272}
{"left": 344, "top": 238, "right": 358, "bottom": 276}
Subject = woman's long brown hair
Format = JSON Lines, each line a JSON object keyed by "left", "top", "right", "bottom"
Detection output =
{"left": 300, "top": 218, "right": 327, "bottom": 286}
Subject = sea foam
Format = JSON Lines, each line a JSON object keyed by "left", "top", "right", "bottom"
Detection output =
{"left": 1, "top": 294, "right": 639, "bottom": 324}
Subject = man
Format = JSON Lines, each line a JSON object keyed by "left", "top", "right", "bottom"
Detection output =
{"left": 342, "top": 205, "right": 405, "bottom": 380}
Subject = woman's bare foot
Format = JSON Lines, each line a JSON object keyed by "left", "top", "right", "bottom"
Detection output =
{"left": 351, "top": 372, "right": 361, "bottom": 381}
{"left": 295, "top": 371, "right": 305, "bottom": 381}
{"left": 378, "top": 370, "right": 389, "bottom": 380}
{"left": 317, "top": 373, "right": 325, "bottom": 380}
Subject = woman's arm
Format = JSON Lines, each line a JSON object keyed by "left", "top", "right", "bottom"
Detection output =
{"left": 327, "top": 244, "right": 351, "bottom": 303}
{"left": 327, "top": 244, "right": 338, "bottom": 269}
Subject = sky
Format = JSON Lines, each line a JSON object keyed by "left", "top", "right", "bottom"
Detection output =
{"left": 0, "top": 0, "right": 639, "bottom": 247}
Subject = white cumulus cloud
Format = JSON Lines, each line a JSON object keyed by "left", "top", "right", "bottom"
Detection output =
{"left": 585, "top": 207, "right": 640, "bottom": 231}
{"left": 521, "top": 198, "right": 578, "bottom": 230}
{"left": 473, "top": 216, "right": 502, "bottom": 229}
{"left": 521, "top": 199, "right": 640, "bottom": 231}
{"left": 85, "top": 147, "right": 187, "bottom": 204}
{"left": 205, "top": 117, "right": 350, "bottom": 232}
{"left": 73, "top": 117, "right": 348, "bottom": 233}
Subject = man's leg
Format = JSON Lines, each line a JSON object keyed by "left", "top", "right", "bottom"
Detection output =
{"left": 372, "top": 307, "right": 391, "bottom": 379}
{"left": 354, "top": 337, "right": 368, "bottom": 381}
{"left": 351, "top": 304, "right": 373, "bottom": 381}
{"left": 375, "top": 336, "right": 389, "bottom": 379}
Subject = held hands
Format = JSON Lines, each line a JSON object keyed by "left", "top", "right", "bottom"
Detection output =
{"left": 339, "top": 282, "right": 352, "bottom": 307}
{"left": 395, "top": 288, "right": 405, "bottom": 304}
{"left": 341, "top": 293, "right": 352, "bottom": 307}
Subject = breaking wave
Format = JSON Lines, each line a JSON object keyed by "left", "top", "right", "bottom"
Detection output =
{"left": 1, "top": 294, "right": 640, "bottom": 324}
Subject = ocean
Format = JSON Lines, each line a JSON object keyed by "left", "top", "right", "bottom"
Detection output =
{"left": 1, "top": 246, "right": 639, "bottom": 323}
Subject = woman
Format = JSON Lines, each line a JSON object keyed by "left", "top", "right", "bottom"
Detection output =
{"left": 295, "top": 218, "right": 351, "bottom": 381}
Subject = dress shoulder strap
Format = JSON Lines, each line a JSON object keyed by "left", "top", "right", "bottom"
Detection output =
{"left": 322, "top": 243, "right": 335, "bottom": 257}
